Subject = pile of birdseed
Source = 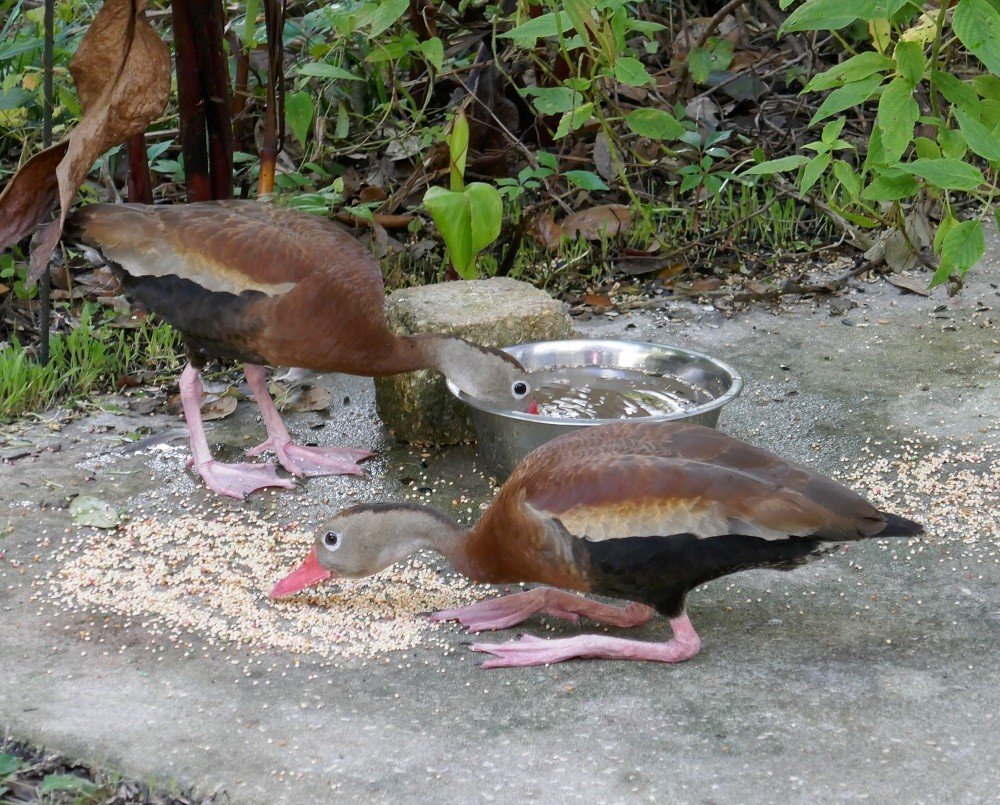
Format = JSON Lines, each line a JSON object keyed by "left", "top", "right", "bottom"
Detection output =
{"left": 837, "top": 436, "right": 999, "bottom": 550}
{"left": 44, "top": 510, "right": 486, "bottom": 660}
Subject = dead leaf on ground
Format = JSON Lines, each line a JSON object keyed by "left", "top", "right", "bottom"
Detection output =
{"left": 284, "top": 385, "right": 331, "bottom": 413}
{"left": 201, "top": 394, "right": 238, "bottom": 421}
{"left": 583, "top": 292, "right": 612, "bottom": 308}
{"left": 166, "top": 389, "right": 238, "bottom": 420}
{"left": 336, "top": 211, "right": 415, "bottom": 230}
{"left": 70, "top": 495, "right": 121, "bottom": 529}
{"left": 887, "top": 274, "right": 930, "bottom": 297}
{"left": 537, "top": 204, "right": 633, "bottom": 249}
{"left": 0, "top": 0, "right": 172, "bottom": 283}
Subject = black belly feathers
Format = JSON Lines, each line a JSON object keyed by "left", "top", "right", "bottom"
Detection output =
{"left": 116, "top": 269, "right": 268, "bottom": 366}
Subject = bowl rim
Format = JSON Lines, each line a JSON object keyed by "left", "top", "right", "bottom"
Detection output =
{"left": 445, "top": 338, "right": 744, "bottom": 425}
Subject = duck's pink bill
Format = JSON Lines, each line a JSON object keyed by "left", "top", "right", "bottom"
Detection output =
{"left": 269, "top": 547, "right": 333, "bottom": 598}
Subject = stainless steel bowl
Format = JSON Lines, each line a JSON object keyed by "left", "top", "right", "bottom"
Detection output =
{"left": 446, "top": 338, "right": 743, "bottom": 478}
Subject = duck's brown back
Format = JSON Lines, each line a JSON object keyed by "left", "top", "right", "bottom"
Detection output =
{"left": 464, "top": 421, "right": 892, "bottom": 591}
{"left": 66, "top": 201, "right": 411, "bottom": 372}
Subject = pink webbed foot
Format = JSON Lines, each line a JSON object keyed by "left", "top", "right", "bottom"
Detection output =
{"left": 195, "top": 460, "right": 296, "bottom": 500}
{"left": 245, "top": 439, "right": 374, "bottom": 478}
{"left": 430, "top": 587, "right": 655, "bottom": 633}
{"left": 471, "top": 612, "right": 701, "bottom": 668}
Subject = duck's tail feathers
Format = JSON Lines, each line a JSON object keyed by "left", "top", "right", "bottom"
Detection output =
{"left": 877, "top": 512, "right": 924, "bottom": 538}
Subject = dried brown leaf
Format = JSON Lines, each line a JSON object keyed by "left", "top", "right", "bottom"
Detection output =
{"left": 0, "top": 142, "right": 67, "bottom": 250}
{"left": 201, "top": 394, "right": 238, "bottom": 421}
{"left": 560, "top": 204, "right": 632, "bottom": 241}
{"left": 534, "top": 213, "right": 564, "bottom": 250}
{"left": 886, "top": 274, "right": 930, "bottom": 296}
{"left": 285, "top": 385, "right": 331, "bottom": 413}
{"left": 22, "top": 0, "right": 170, "bottom": 282}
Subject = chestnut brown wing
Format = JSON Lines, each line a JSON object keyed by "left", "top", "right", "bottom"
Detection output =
{"left": 65, "top": 200, "right": 382, "bottom": 297}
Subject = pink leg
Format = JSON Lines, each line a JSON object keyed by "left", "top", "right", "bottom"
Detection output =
{"left": 242, "top": 364, "right": 373, "bottom": 477}
{"left": 179, "top": 363, "right": 296, "bottom": 499}
{"left": 430, "top": 587, "right": 655, "bottom": 632}
{"left": 471, "top": 611, "right": 702, "bottom": 668}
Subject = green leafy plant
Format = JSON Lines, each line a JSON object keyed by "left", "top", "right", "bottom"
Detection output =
{"left": 422, "top": 111, "right": 503, "bottom": 279}
{"left": 746, "top": 0, "right": 1000, "bottom": 287}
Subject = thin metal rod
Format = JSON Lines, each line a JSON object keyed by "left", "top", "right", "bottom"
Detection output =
{"left": 38, "top": 0, "right": 55, "bottom": 365}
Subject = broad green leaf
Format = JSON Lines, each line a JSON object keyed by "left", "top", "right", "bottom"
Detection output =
{"left": 0, "top": 754, "right": 19, "bottom": 776}
{"left": 913, "top": 136, "right": 941, "bottom": 159}
{"left": 614, "top": 57, "right": 653, "bottom": 87}
{"left": 38, "top": 775, "right": 99, "bottom": 797}
{"left": 424, "top": 187, "right": 473, "bottom": 277}
{"left": 804, "top": 52, "right": 893, "bottom": 92}
{"left": 821, "top": 117, "right": 846, "bottom": 144}
{"left": 624, "top": 108, "right": 684, "bottom": 140}
{"left": 284, "top": 92, "right": 313, "bottom": 146}
{"left": 801, "top": 152, "right": 832, "bottom": 192}
{"left": 687, "top": 47, "right": 714, "bottom": 84}
{"left": 369, "top": 0, "right": 409, "bottom": 37}
{"left": 296, "top": 63, "right": 362, "bottom": 81}
{"left": 744, "top": 154, "right": 809, "bottom": 175}
{"left": 972, "top": 74, "right": 1000, "bottom": 101}
{"left": 536, "top": 151, "right": 559, "bottom": 171}
{"left": 938, "top": 128, "right": 967, "bottom": 160}
{"left": 861, "top": 172, "right": 919, "bottom": 200}
{"left": 500, "top": 11, "right": 574, "bottom": 47}
{"left": 781, "top": 0, "right": 907, "bottom": 33}
{"left": 554, "top": 103, "right": 594, "bottom": 139}
{"left": 466, "top": 182, "right": 504, "bottom": 266}
{"left": 521, "top": 87, "right": 584, "bottom": 115}
{"left": 954, "top": 108, "right": 1000, "bottom": 161}
{"left": 418, "top": 37, "right": 444, "bottom": 71}
{"left": 900, "top": 158, "right": 985, "bottom": 190}
{"left": 982, "top": 98, "right": 1000, "bottom": 128}
{"left": 933, "top": 213, "right": 958, "bottom": 254}
{"left": 931, "top": 71, "right": 980, "bottom": 116}
{"left": 954, "top": 0, "right": 1000, "bottom": 76}
{"left": 810, "top": 75, "right": 883, "bottom": 125}
{"left": 423, "top": 183, "right": 503, "bottom": 279}
{"left": 833, "top": 159, "right": 862, "bottom": 198}
{"left": 894, "top": 40, "right": 925, "bottom": 87}
{"left": 564, "top": 170, "right": 609, "bottom": 191}
{"left": 877, "top": 78, "right": 918, "bottom": 161}
{"left": 930, "top": 219, "right": 985, "bottom": 287}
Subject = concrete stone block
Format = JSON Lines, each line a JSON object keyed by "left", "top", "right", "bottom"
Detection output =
{"left": 374, "top": 277, "right": 573, "bottom": 444}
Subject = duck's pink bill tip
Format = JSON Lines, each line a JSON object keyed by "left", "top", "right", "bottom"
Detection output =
{"left": 269, "top": 547, "right": 333, "bottom": 599}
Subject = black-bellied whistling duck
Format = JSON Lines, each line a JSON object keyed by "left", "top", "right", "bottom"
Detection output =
{"left": 65, "top": 200, "right": 536, "bottom": 499}
{"left": 271, "top": 420, "right": 923, "bottom": 668}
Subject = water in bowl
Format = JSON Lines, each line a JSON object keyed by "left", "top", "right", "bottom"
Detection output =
{"left": 529, "top": 365, "right": 713, "bottom": 420}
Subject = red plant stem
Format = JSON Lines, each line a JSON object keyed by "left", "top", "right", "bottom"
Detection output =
{"left": 198, "top": 0, "right": 234, "bottom": 199}
{"left": 258, "top": 0, "right": 285, "bottom": 197}
{"left": 171, "top": 0, "right": 211, "bottom": 201}
{"left": 126, "top": 133, "right": 154, "bottom": 204}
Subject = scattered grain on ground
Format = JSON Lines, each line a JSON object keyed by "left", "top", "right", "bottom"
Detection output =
{"left": 43, "top": 510, "right": 486, "bottom": 660}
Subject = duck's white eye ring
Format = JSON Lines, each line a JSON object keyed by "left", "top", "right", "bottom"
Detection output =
{"left": 322, "top": 531, "right": 342, "bottom": 550}
{"left": 512, "top": 381, "right": 530, "bottom": 399}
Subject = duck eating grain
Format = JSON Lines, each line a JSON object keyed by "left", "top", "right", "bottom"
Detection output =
{"left": 271, "top": 420, "right": 923, "bottom": 668}
{"left": 65, "top": 200, "right": 536, "bottom": 499}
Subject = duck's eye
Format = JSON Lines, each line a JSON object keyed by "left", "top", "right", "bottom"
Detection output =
{"left": 322, "top": 531, "right": 342, "bottom": 550}
{"left": 512, "top": 381, "right": 530, "bottom": 399}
